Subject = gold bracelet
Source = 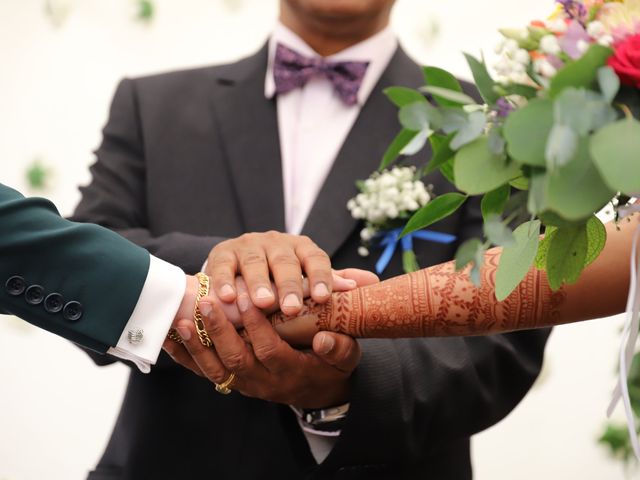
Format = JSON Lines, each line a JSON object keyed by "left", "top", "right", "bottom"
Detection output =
{"left": 193, "top": 272, "right": 213, "bottom": 347}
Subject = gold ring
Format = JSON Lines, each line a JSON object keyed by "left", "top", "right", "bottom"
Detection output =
{"left": 193, "top": 272, "right": 213, "bottom": 347}
{"left": 166, "top": 328, "right": 183, "bottom": 343}
{"left": 215, "top": 372, "right": 236, "bottom": 395}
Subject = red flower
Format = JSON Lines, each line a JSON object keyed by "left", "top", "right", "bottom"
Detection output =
{"left": 608, "top": 34, "right": 640, "bottom": 88}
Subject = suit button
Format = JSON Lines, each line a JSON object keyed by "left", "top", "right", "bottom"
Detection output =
{"left": 63, "top": 301, "right": 83, "bottom": 321}
{"left": 5, "top": 276, "right": 26, "bottom": 296}
{"left": 24, "top": 285, "right": 45, "bottom": 305}
{"left": 44, "top": 293, "right": 64, "bottom": 313}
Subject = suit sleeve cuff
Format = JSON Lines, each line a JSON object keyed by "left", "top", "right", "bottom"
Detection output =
{"left": 107, "top": 255, "right": 186, "bottom": 372}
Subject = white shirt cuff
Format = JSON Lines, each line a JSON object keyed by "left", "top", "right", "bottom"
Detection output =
{"left": 107, "top": 255, "right": 186, "bottom": 373}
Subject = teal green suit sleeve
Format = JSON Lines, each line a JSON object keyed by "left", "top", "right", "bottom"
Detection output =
{"left": 0, "top": 184, "right": 150, "bottom": 353}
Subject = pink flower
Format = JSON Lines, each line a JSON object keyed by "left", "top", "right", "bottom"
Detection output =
{"left": 608, "top": 33, "right": 640, "bottom": 88}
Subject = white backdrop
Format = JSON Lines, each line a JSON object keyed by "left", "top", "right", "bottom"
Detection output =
{"left": 0, "top": 1, "right": 631, "bottom": 479}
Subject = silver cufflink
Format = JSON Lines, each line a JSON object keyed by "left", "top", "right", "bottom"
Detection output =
{"left": 127, "top": 329, "right": 144, "bottom": 345}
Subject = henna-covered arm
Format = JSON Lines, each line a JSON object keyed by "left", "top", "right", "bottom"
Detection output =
{"left": 272, "top": 216, "right": 633, "bottom": 344}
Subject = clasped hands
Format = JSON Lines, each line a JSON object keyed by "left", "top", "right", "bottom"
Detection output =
{"left": 163, "top": 231, "right": 378, "bottom": 409}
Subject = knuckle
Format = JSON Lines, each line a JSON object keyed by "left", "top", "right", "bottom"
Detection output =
{"left": 270, "top": 253, "right": 301, "bottom": 267}
{"left": 276, "top": 278, "right": 303, "bottom": 293}
{"left": 241, "top": 252, "right": 267, "bottom": 267}
{"left": 223, "top": 351, "right": 247, "bottom": 372}
{"left": 253, "top": 343, "right": 279, "bottom": 364}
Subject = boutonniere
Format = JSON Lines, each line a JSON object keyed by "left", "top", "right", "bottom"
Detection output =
{"left": 347, "top": 166, "right": 456, "bottom": 274}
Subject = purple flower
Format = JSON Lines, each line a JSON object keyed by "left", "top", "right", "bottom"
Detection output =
{"left": 495, "top": 97, "right": 514, "bottom": 118}
{"left": 556, "top": 0, "right": 588, "bottom": 23}
{"left": 559, "top": 20, "right": 591, "bottom": 59}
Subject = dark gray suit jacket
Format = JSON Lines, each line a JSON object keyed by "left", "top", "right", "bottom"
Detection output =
{"left": 73, "top": 45, "right": 550, "bottom": 480}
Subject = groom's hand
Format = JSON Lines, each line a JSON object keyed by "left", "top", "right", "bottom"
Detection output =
{"left": 206, "top": 232, "right": 332, "bottom": 316}
{"left": 168, "top": 300, "right": 359, "bottom": 408}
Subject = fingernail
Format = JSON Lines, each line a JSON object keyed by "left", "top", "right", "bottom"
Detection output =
{"left": 283, "top": 293, "right": 301, "bottom": 308}
{"left": 313, "top": 282, "right": 330, "bottom": 298}
{"left": 345, "top": 279, "right": 357, "bottom": 288}
{"left": 255, "top": 287, "right": 274, "bottom": 300}
{"left": 238, "top": 294, "right": 251, "bottom": 313}
{"left": 220, "top": 284, "right": 234, "bottom": 297}
{"left": 176, "top": 326, "right": 191, "bottom": 341}
{"left": 199, "top": 301, "right": 213, "bottom": 317}
{"left": 318, "top": 333, "right": 335, "bottom": 354}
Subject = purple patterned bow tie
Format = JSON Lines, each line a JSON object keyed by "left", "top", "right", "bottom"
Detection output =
{"left": 273, "top": 43, "right": 370, "bottom": 106}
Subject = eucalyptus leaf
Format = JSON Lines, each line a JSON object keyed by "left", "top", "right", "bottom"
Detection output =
{"left": 450, "top": 111, "right": 487, "bottom": 150}
{"left": 546, "top": 123, "right": 578, "bottom": 169}
{"left": 454, "top": 137, "right": 521, "bottom": 195}
{"left": 380, "top": 129, "right": 418, "bottom": 170}
{"left": 553, "top": 88, "right": 617, "bottom": 136}
{"left": 504, "top": 98, "right": 554, "bottom": 167}
{"left": 546, "top": 223, "right": 589, "bottom": 290}
{"left": 384, "top": 86, "right": 427, "bottom": 107}
{"left": 401, "top": 192, "right": 467, "bottom": 237}
{"left": 549, "top": 44, "right": 613, "bottom": 98}
{"left": 527, "top": 170, "right": 547, "bottom": 215}
{"left": 545, "top": 139, "right": 615, "bottom": 221}
{"left": 399, "top": 102, "right": 437, "bottom": 131}
{"left": 484, "top": 214, "right": 516, "bottom": 247}
{"left": 598, "top": 66, "right": 620, "bottom": 103}
{"left": 509, "top": 176, "right": 529, "bottom": 190}
{"left": 495, "top": 220, "right": 541, "bottom": 300}
{"left": 401, "top": 129, "right": 432, "bottom": 156}
{"left": 455, "top": 238, "right": 485, "bottom": 285}
{"left": 481, "top": 184, "right": 510, "bottom": 220}
{"left": 585, "top": 215, "right": 607, "bottom": 267}
{"left": 488, "top": 126, "right": 506, "bottom": 155}
{"left": 534, "top": 226, "right": 557, "bottom": 270}
{"left": 441, "top": 108, "right": 468, "bottom": 134}
{"left": 590, "top": 118, "right": 640, "bottom": 194}
{"left": 424, "top": 133, "right": 455, "bottom": 175}
{"left": 419, "top": 86, "right": 476, "bottom": 105}
{"left": 464, "top": 53, "right": 500, "bottom": 104}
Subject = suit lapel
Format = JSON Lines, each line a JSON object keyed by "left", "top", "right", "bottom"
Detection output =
{"left": 209, "top": 44, "right": 286, "bottom": 233}
{"left": 301, "top": 48, "right": 424, "bottom": 257}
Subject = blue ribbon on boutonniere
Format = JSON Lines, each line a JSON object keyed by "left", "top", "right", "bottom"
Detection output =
{"left": 374, "top": 228, "right": 456, "bottom": 275}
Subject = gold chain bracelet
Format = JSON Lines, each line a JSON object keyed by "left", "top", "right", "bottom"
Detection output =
{"left": 193, "top": 272, "right": 213, "bottom": 347}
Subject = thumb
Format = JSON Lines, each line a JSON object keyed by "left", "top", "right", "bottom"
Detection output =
{"left": 312, "top": 332, "right": 361, "bottom": 373}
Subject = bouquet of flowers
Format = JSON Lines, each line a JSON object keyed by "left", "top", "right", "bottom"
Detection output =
{"left": 381, "top": 0, "right": 640, "bottom": 301}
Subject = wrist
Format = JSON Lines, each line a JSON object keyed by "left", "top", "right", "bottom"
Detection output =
{"left": 175, "top": 274, "right": 200, "bottom": 321}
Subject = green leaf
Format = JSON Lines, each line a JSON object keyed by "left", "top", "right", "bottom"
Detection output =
{"left": 534, "top": 226, "right": 557, "bottom": 270}
{"left": 464, "top": 53, "right": 500, "bottom": 104}
{"left": 402, "top": 249, "right": 420, "bottom": 273}
{"left": 419, "top": 86, "right": 476, "bottom": 105}
{"left": 495, "top": 83, "right": 539, "bottom": 99}
{"left": 545, "top": 123, "right": 578, "bottom": 169}
{"left": 439, "top": 157, "right": 455, "bottom": 183}
{"left": 527, "top": 170, "right": 547, "bottom": 215}
{"left": 424, "top": 133, "right": 455, "bottom": 175}
{"left": 495, "top": 220, "right": 541, "bottom": 300}
{"left": 548, "top": 44, "right": 613, "bottom": 98}
{"left": 401, "top": 192, "right": 467, "bottom": 237}
{"left": 379, "top": 129, "right": 418, "bottom": 170}
{"left": 487, "top": 126, "right": 506, "bottom": 155}
{"left": 553, "top": 88, "right": 617, "bottom": 137}
{"left": 597, "top": 66, "right": 620, "bottom": 103}
{"left": 590, "top": 118, "right": 640, "bottom": 194}
{"left": 454, "top": 137, "right": 521, "bottom": 195}
{"left": 509, "top": 176, "right": 529, "bottom": 190}
{"left": 384, "top": 87, "right": 427, "bottom": 107}
{"left": 441, "top": 108, "right": 468, "bottom": 134}
{"left": 584, "top": 215, "right": 607, "bottom": 267}
{"left": 450, "top": 111, "right": 487, "bottom": 150}
{"left": 504, "top": 98, "right": 554, "bottom": 167}
{"left": 423, "top": 66, "right": 464, "bottom": 96}
{"left": 481, "top": 185, "right": 510, "bottom": 220}
{"left": 546, "top": 223, "right": 589, "bottom": 290}
{"left": 401, "top": 129, "right": 432, "bottom": 156}
{"left": 399, "top": 101, "right": 443, "bottom": 131}
{"left": 455, "top": 238, "right": 485, "bottom": 285}
{"left": 484, "top": 214, "right": 516, "bottom": 247}
{"left": 136, "top": 0, "right": 154, "bottom": 21}
{"left": 545, "top": 139, "right": 616, "bottom": 221}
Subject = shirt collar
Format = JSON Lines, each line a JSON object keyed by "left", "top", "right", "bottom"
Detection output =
{"left": 264, "top": 21, "right": 398, "bottom": 106}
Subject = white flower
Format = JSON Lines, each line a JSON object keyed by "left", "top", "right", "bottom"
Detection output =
{"left": 360, "top": 228, "right": 374, "bottom": 241}
{"left": 577, "top": 40, "right": 590, "bottom": 54}
{"left": 534, "top": 58, "right": 557, "bottom": 78}
{"left": 587, "top": 21, "right": 606, "bottom": 38}
{"left": 379, "top": 173, "right": 396, "bottom": 188}
{"left": 404, "top": 199, "right": 420, "bottom": 211}
{"left": 417, "top": 190, "right": 430, "bottom": 206}
{"left": 597, "top": 34, "right": 613, "bottom": 46}
{"left": 358, "top": 246, "right": 370, "bottom": 257}
{"left": 385, "top": 205, "right": 399, "bottom": 219}
{"left": 364, "top": 178, "right": 377, "bottom": 191}
{"left": 513, "top": 48, "right": 530, "bottom": 65}
{"left": 540, "top": 35, "right": 561, "bottom": 55}
{"left": 346, "top": 199, "right": 357, "bottom": 211}
{"left": 351, "top": 207, "right": 365, "bottom": 219}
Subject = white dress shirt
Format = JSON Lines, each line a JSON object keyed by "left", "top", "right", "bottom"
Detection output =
{"left": 265, "top": 22, "right": 398, "bottom": 463}
{"left": 107, "top": 256, "right": 185, "bottom": 373}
